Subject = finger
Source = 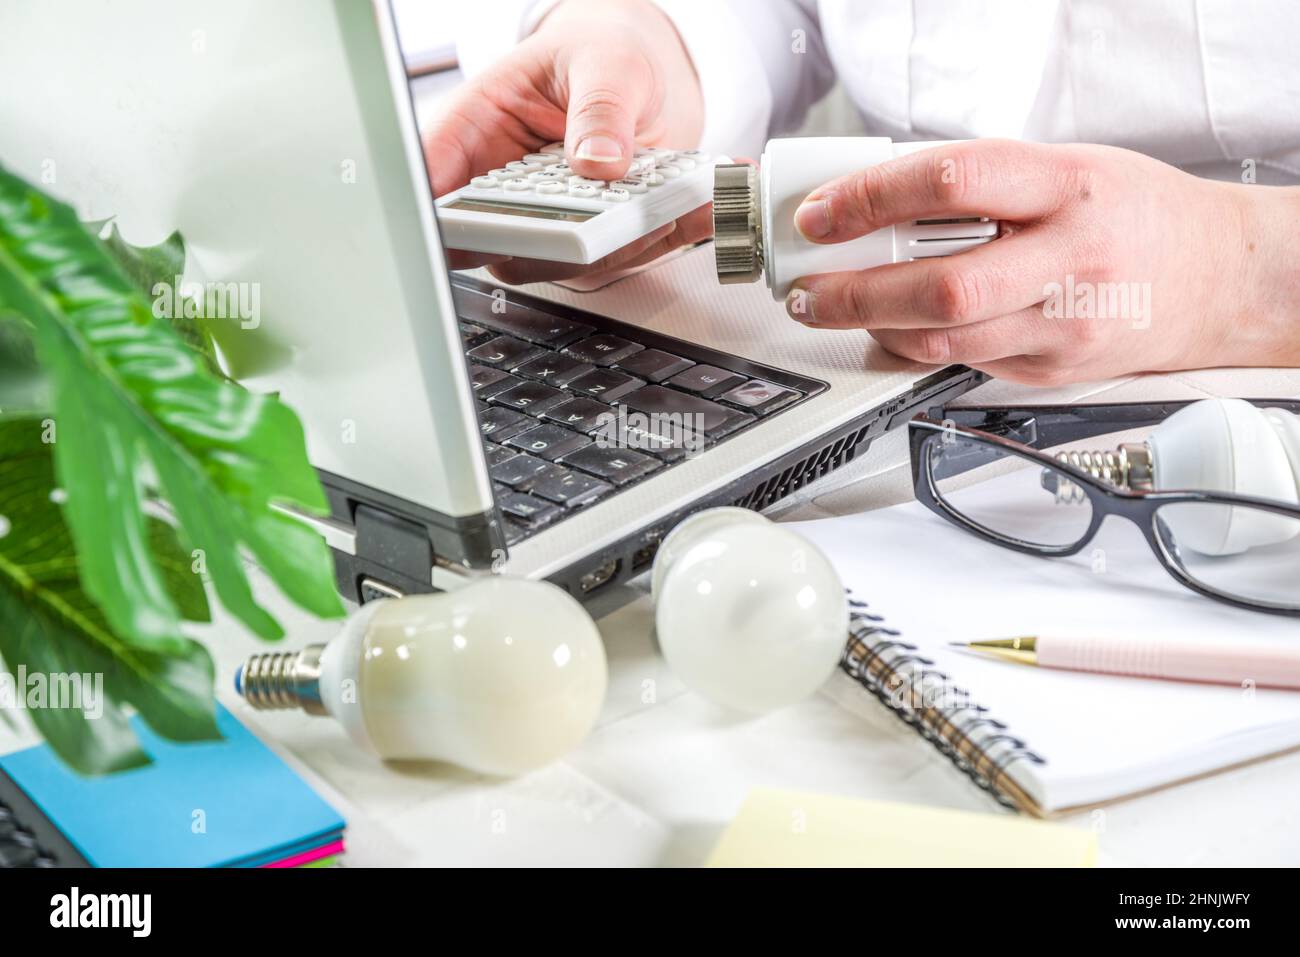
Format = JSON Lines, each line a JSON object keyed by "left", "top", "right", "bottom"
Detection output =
{"left": 562, "top": 48, "right": 653, "bottom": 180}
{"left": 867, "top": 306, "right": 1053, "bottom": 367}
{"left": 793, "top": 139, "right": 1086, "bottom": 243}
{"left": 786, "top": 225, "right": 1066, "bottom": 329}
{"left": 488, "top": 222, "right": 678, "bottom": 285}
{"left": 443, "top": 249, "right": 513, "bottom": 272}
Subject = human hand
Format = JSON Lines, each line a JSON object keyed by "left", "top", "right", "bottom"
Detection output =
{"left": 423, "top": 0, "right": 710, "bottom": 285}
{"left": 786, "top": 139, "right": 1300, "bottom": 385}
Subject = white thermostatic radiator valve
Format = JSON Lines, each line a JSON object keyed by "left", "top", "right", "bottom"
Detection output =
{"left": 713, "top": 137, "right": 1000, "bottom": 299}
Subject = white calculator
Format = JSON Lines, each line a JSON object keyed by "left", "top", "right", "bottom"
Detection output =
{"left": 434, "top": 144, "right": 724, "bottom": 265}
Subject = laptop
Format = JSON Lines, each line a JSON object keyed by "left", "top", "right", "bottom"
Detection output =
{"left": 0, "top": 0, "right": 984, "bottom": 603}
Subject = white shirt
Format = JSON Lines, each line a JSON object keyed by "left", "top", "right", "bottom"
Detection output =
{"left": 454, "top": 1, "right": 1300, "bottom": 184}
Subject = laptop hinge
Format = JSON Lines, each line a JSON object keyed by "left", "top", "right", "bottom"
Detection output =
{"left": 334, "top": 504, "right": 436, "bottom": 604}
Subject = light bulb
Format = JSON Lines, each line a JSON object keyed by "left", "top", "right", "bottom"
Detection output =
{"left": 1047, "top": 398, "right": 1300, "bottom": 556}
{"left": 653, "top": 509, "right": 848, "bottom": 713}
{"left": 713, "top": 137, "right": 1000, "bottom": 299}
{"left": 236, "top": 578, "right": 607, "bottom": 776}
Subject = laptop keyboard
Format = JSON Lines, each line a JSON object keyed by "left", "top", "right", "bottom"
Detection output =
{"left": 454, "top": 281, "right": 824, "bottom": 545}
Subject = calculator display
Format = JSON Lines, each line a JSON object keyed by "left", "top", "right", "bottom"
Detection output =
{"left": 443, "top": 198, "right": 601, "bottom": 222}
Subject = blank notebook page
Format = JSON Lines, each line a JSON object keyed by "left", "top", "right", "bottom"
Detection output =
{"left": 792, "top": 481, "right": 1300, "bottom": 812}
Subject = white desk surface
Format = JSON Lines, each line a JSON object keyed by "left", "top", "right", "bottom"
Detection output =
{"left": 131, "top": 371, "right": 1300, "bottom": 865}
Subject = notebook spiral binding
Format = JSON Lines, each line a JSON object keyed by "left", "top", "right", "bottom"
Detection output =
{"left": 840, "top": 595, "right": 1048, "bottom": 816}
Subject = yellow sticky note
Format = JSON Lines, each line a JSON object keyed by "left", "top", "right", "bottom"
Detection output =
{"left": 706, "top": 789, "right": 1096, "bottom": 867}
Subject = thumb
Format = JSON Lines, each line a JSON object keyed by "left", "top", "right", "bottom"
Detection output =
{"left": 563, "top": 49, "right": 649, "bottom": 180}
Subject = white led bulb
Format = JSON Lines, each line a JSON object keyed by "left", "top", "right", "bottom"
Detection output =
{"left": 714, "top": 137, "right": 1000, "bottom": 298}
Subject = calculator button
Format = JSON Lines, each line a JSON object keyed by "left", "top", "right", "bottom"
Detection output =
{"left": 679, "top": 150, "right": 708, "bottom": 159}
{"left": 550, "top": 163, "right": 574, "bottom": 177}
{"left": 601, "top": 188, "right": 631, "bottom": 202}
{"left": 528, "top": 169, "right": 566, "bottom": 182}
{"left": 523, "top": 153, "right": 561, "bottom": 166}
{"left": 664, "top": 364, "right": 747, "bottom": 397}
{"left": 559, "top": 445, "right": 661, "bottom": 486}
{"left": 491, "top": 381, "right": 569, "bottom": 415}
{"left": 655, "top": 164, "right": 682, "bottom": 179}
{"left": 615, "top": 348, "right": 694, "bottom": 383}
{"left": 640, "top": 147, "right": 675, "bottom": 160}
{"left": 636, "top": 172, "right": 665, "bottom": 187}
{"left": 540, "top": 397, "right": 616, "bottom": 434}
{"left": 612, "top": 178, "right": 648, "bottom": 194}
{"left": 527, "top": 467, "right": 613, "bottom": 508}
{"left": 467, "top": 335, "right": 543, "bottom": 369}
{"left": 489, "top": 167, "right": 525, "bottom": 180}
{"left": 470, "top": 175, "right": 499, "bottom": 189}
{"left": 479, "top": 406, "right": 533, "bottom": 440}
{"left": 564, "top": 334, "right": 645, "bottom": 366}
{"left": 535, "top": 182, "right": 565, "bottom": 195}
{"left": 539, "top": 142, "right": 565, "bottom": 156}
{"left": 568, "top": 184, "right": 599, "bottom": 198}
{"left": 566, "top": 368, "right": 645, "bottom": 402}
{"left": 503, "top": 179, "right": 533, "bottom": 192}
{"left": 719, "top": 379, "right": 802, "bottom": 415}
{"left": 506, "top": 424, "right": 593, "bottom": 461}
{"left": 667, "top": 156, "right": 697, "bottom": 170}
{"left": 506, "top": 160, "right": 543, "bottom": 173}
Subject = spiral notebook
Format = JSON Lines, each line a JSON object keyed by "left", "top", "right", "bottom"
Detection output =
{"left": 792, "top": 489, "right": 1300, "bottom": 818}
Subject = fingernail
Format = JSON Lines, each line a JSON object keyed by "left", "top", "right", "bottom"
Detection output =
{"left": 575, "top": 135, "right": 624, "bottom": 163}
{"left": 794, "top": 198, "right": 831, "bottom": 240}
{"left": 786, "top": 284, "right": 816, "bottom": 323}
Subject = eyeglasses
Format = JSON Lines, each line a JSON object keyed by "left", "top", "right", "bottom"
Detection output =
{"left": 909, "top": 400, "right": 1300, "bottom": 616}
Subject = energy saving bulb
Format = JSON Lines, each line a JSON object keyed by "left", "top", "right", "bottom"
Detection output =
{"left": 236, "top": 578, "right": 607, "bottom": 776}
{"left": 653, "top": 509, "right": 849, "bottom": 713}
{"left": 713, "top": 137, "right": 1000, "bottom": 298}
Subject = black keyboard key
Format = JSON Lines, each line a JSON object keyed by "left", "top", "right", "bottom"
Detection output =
{"left": 664, "top": 364, "right": 748, "bottom": 398}
{"left": 567, "top": 368, "right": 645, "bottom": 402}
{"left": 491, "top": 381, "right": 568, "bottom": 416}
{"left": 0, "top": 838, "right": 39, "bottom": 868}
{"left": 506, "top": 424, "right": 593, "bottom": 461}
{"left": 615, "top": 348, "right": 694, "bottom": 383}
{"left": 564, "top": 334, "right": 645, "bottom": 366}
{"left": 498, "top": 492, "right": 562, "bottom": 528}
{"left": 470, "top": 365, "right": 522, "bottom": 398}
{"left": 503, "top": 520, "right": 529, "bottom": 545}
{"left": 467, "top": 335, "right": 544, "bottom": 370}
{"left": 528, "top": 467, "right": 613, "bottom": 507}
{"left": 479, "top": 406, "right": 533, "bottom": 440}
{"left": 490, "top": 452, "right": 554, "bottom": 487}
{"left": 540, "top": 397, "right": 616, "bottom": 434}
{"left": 481, "top": 307, "right": 592, "bottom": 346}
{"left": 483, "top": 443, "right": 517, "bottom": 467}
{"left": 515, "top": 353, "right": 594, "bottom": 387}
{"left": 460, "top": 322, "right": 493, "bottom": 347}
{"left": 719, "top": 379, "right": 802, "bottom": 416}
{"left": 620, "top": 385, "right": 750, "bottom": 437}
{"left": 560, "top": 445, "right": 662, "bottom": 486}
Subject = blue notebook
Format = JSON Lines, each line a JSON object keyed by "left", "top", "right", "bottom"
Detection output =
{"left": 0, "top": 704, "right": 344, "bottom": 867}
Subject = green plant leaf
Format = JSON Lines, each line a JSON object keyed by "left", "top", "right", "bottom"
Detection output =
{"left": 0, "top": 165, "right": 345, "bottom": 654}
{"left": 90, "top": 222, "right": 224, "bottom": 377}
{"left": 0, "top": 416, "right": 219, "bottom": 774}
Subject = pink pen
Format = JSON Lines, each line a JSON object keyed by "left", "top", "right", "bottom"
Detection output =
{"left": 950, "top": 636, "right": 1300, "bottom": 690}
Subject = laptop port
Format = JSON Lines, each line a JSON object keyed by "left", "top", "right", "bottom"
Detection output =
{"left": 360, "top": 577, "right": 405, "bottom": 603}
{"left": 632, "top": 541, "right": 658, "bottom": 572}
{"left": 579, "top": 558, "right": 621, "bottom": 593}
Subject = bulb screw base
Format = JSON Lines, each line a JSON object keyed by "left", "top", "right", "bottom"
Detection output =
{"left": 237, "top": 645, "right": 328, "bottom": 716}
{"left": 712, "top": 163, "right": 764, "bottom": 284}
{"left": 1046, "top": 442, "right": 1154, "bottom": 503}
